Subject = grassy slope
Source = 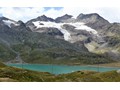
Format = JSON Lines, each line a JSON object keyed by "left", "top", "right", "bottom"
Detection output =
{"left": 0, "top": 62, "right": 55, "bottom": 82}
{"left": 10, "top": 43, "right": 114, "bottom": 65}
{"left": 0, "top": 27, "right": 114, "bottom": 64}
{"left": 57, "top": 70, "right": 120, "bottom": 82}
{"left": 0, "top": 41, "right": 113, "bottom": 65}
{"left": 0, "top": 44, "right": 16, "bottom": 62}
{"left": 0, "top": 62, "right": 120, "bottom": 82}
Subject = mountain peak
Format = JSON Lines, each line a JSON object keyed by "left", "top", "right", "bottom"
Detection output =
{"left": 76, "top": 13, "right": 110, "bottom": 29}
{"left": 17, "top": 20, "right": 25, "bottom": 25}
{"left": 55, "top": 14, "right": 73, "bottom": 23}
{"left": 77, "top": 13, "right": 102, "bottom": 21}
{"left": 36, "top": 15, "right": 55, "bottom": 22}
{"left": 39, "top": 15, "right": 47, "bottom": 18}
{"left": 0, "top": 17, "right": 10, "bottom": 21}
{"left": 63, "top": 14, "right": 73, "bottom": 17}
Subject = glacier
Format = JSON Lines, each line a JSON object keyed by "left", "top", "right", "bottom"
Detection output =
{"left": 32, "top": 21, "right": 98, "bottom": 41}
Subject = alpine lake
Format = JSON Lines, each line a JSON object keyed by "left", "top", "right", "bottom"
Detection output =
{"left": 7, "top": 64, "right": 120, "bottom": 75}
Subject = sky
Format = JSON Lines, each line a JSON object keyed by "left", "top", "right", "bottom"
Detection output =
{"left": 0, "top": 7, "right": 120, "bottom": 23}
{"left": 0, "top": 0, "right": 120, "bottom": 23}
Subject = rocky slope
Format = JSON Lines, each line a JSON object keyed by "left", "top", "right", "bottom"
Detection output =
{"left": 26, "top": 13, "right": 120, "bottom": 57}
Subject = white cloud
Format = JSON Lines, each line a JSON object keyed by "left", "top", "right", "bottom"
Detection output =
{"left": 0, "top": 7, "right": 45, "bottom": 22}
{"left": 0, "top": 7, "right": 120, "bottom": 23}
{"left": 0, "top": 0, "right": 120, "bottom": 7}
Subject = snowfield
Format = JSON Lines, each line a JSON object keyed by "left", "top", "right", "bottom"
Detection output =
{"left": 32, "top": 21, "right": 98, "bottom": 41}
{"left": 33, "top": 21, "right": 71, "bottom": 41}
{"left": 3, "top": 20, "right": 19, "bottom": 28}
{"left": 69, "top": 22, "right": 98, "bottom": 34}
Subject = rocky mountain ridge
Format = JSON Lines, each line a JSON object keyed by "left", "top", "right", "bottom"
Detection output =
{"left": 0, "top": 13, "right": 120, "bottom": 64}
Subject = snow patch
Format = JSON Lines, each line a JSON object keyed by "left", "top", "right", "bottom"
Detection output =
{"left": 59, "top": 28, "right": 71, "bottom": 41}
{"left": 3, "top": 20, "right": 19, "bottom": 28}
{"left": 69, "top": 22, "right": 98, "bottom": 34}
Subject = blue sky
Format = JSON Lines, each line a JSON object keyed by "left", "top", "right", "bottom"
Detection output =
{"left": 0, "top": 7, "right": 120, "bottom": 23}
{"left": 44, "top": 7, "right": 63, "bottom": 11}
{"left": 0, "top": 13, "right": 2, "bottom": 16}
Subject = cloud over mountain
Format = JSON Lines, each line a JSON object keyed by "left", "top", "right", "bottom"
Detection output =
{"left": 0, "top": 7, "right": 120, "bottom": 23}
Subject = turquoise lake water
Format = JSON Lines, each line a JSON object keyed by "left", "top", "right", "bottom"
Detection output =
{"left": 7, "top": 64, "right": 120, "bottom": 75}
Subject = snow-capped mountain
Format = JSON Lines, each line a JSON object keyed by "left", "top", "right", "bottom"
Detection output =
{"left": 25, "top": 13, "right": 120, "bottom": 58}
{"left": 26, "top": 14, "right": 106, "bottom": 53}
{"left": 0, "top": 17, "right": 19, "bottom": 27}
{"left": 0, "top": 13, "right": 120, "bottom": 64}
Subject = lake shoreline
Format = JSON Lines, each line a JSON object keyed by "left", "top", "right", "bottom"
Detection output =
{"left": 6, "top": 62, "right": 120, "bottom": 68}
